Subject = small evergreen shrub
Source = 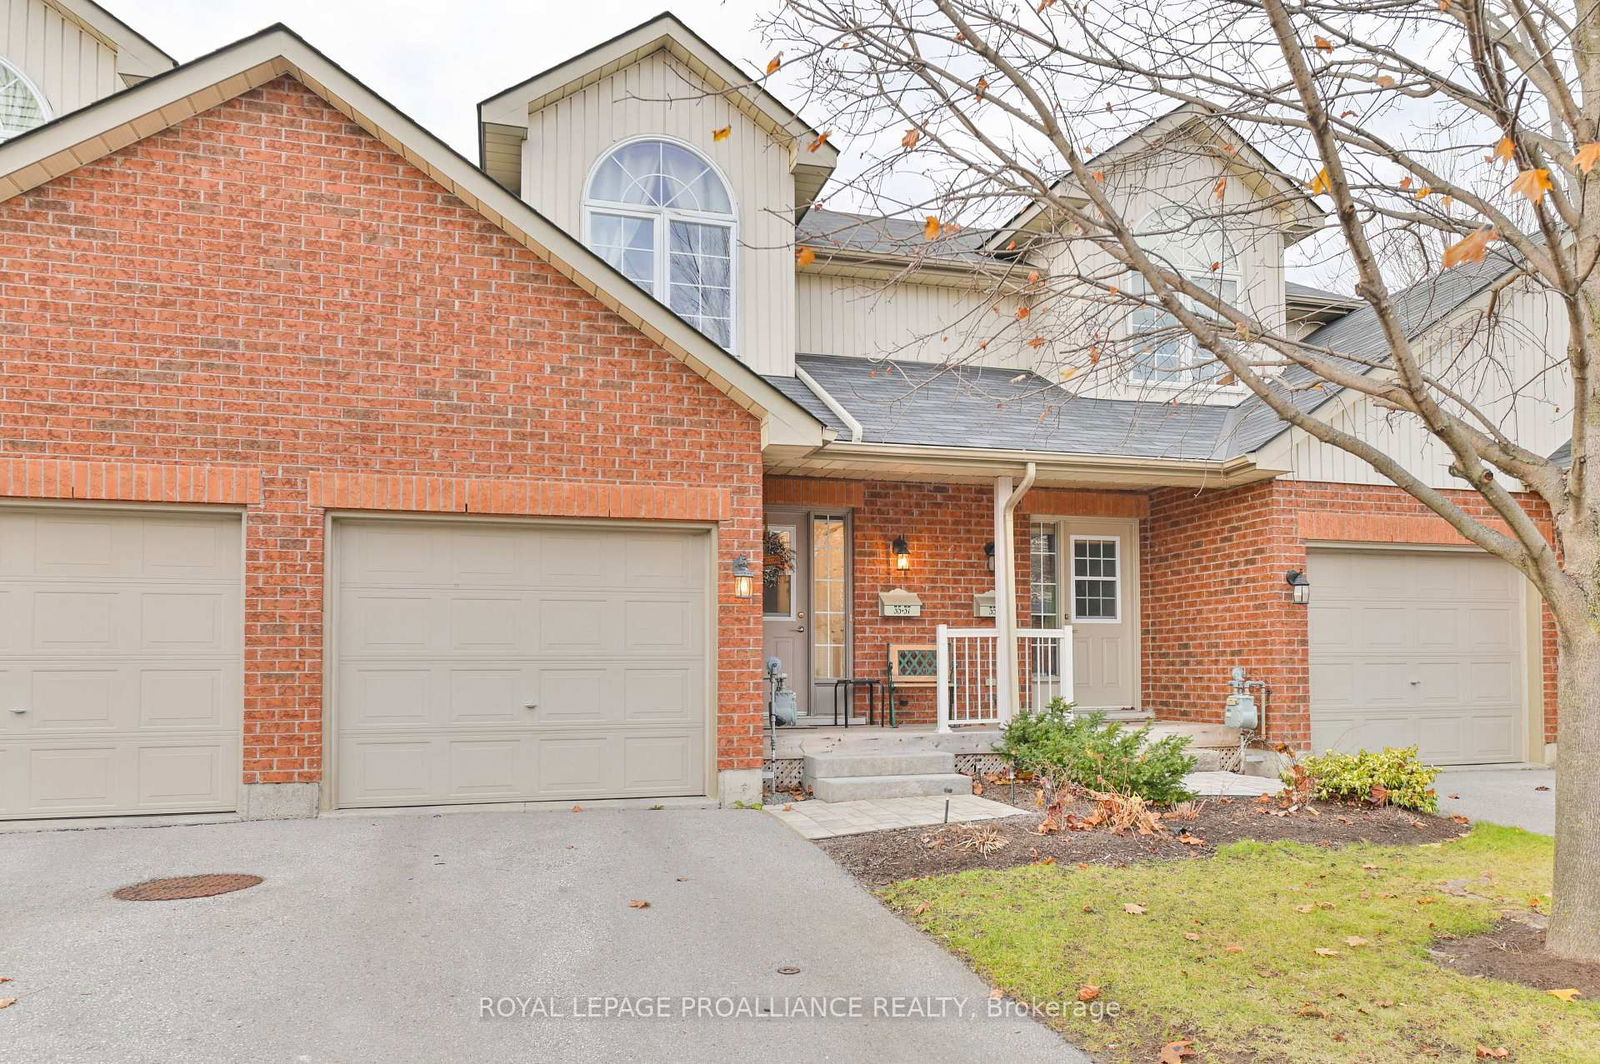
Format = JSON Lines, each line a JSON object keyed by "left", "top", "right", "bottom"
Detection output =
{"left": 996, "top": 701, "right": 1197, "bottom": 805}
{"left": 1289, "top": 746, "right": 1440, "bottom": 813}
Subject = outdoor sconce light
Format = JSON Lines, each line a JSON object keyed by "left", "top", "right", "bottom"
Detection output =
{"left": 984, "top": 541, "right": 996, "bottom": 573}
{"left": 891, "top": 536, "right": 912, "bottom": 572}
{"left": 1285, "top": 569, "right": 1311, "bottom": 606}
{"left": 732, "top": 553, "right": 757, "bottom": 599}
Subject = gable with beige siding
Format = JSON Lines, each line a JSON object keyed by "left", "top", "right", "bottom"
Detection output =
{"left": 1255, "top": 282, "right": 1572, "bottom": 488}
{"left": 519, "top": 48, "right": 796, "bottom": 375}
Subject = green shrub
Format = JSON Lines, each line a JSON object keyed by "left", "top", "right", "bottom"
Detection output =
{"left": 995, "top": 701, "right": 1197, "bottom": 805}
{"left": 1289, "top": 746, "right": 1440, "bottom": 813}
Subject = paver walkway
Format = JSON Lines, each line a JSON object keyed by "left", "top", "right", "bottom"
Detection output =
{"left": 766, "top": 793, "right": 1028, "bottom": 839}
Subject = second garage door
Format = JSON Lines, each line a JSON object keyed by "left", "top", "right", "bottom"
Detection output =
{"left": 333, "top": 519, "right": 710, "bottom": 809}
{"left": 1308, "top": 547, "right": 1527, "bottom": 765}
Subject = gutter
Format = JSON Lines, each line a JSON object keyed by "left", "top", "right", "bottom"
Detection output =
{"left": 795, "top": 365, "right": 863, "bottom": 443}
{"left": 800, "top": 440, "right": 1281, "bottom": 488}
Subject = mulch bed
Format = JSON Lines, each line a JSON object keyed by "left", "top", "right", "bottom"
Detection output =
{"left": 816, "top": 789, "right": 1469, "bottom": 888}
{"left": 1432, "top": 919, "right": 1600, "bottom": 999}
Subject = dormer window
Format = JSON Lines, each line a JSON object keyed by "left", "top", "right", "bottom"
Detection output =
{"left": 1127, "top": 206, "right": 1238, "bottom": 386}
{"left": 0, "top": 59, "right": 50, "bottom": 143}
{"left": 585, "top": 138, "right": 736, "bottom": 351}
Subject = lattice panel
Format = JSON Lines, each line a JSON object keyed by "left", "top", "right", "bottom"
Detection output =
{"left": 956, "top": 753, "right": 1008, "bottom": 778}
{"left": 765, "top": 759, "right": 805, "bottom": 792}
{"left": 892, "top": 647, "right": 938, "bottom": 678}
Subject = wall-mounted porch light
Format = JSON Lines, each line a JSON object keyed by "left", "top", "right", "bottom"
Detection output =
{"left": 732, "top": 553, "right": 757, "bottom": 599}
{"left": 983, "top": 541, "right": 996, "bottom": 573}
{"left": 891, "top": 536, "right": 912, "bottom": 572}
{"left": 1285, "top": 569, "right": 1311, "bottom": 606}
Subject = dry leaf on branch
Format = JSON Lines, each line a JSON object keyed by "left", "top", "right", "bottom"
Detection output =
{"left": 1313, "top": 35, "right": 1335, "bottom": 52}
{"left": 1492, "top": 137, "right": 1516, "bottom": 164}
{"left": 901, "top": 128, "right": 921, "bottom": 149}
{"left": 923, "top": 216, "right": 942, "bottom": 241}
{"left": 808, "top": 133, "right": 831, "bottom": 153}
{"left": 796, "top": 247, "right": 816, "bottom": 267}
{"left": 766, "top": 53, "right": 783, "bottom": 75}
{"left": 712, "top": 126, "right": 731, "bottom": 142}
{"left": 1443, "top": 227, "right": 1498, "bottom": 269}
{"left": 1307, "top": 167, "right": 1332, "bottom": 195}
{"left": 1510, "top": 168, "right": 1553, "bottom": 203}
{"left": 1575, "top": 142, "right": 1600, "bottom": 173}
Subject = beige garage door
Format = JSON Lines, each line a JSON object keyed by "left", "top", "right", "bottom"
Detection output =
{"left": 0, "top": 508, "right": 242, "bottom": 819}
{"left": 1309, "top": 548, "right": 1526, "bottom": 765}
{"left": 333, "top": 519, "right": 710, "bottom": 809}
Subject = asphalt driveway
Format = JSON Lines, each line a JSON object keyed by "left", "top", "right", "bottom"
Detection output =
{"left": 0, "top": 807, "right": 1083, "bottom": 1063}
{"left": 1437, "top": 766, "right": 1556, "bottom": 835}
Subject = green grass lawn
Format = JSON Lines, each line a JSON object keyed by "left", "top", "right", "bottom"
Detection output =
{"left": 886, "top": 824, "right": 1598, "bottom": 1062}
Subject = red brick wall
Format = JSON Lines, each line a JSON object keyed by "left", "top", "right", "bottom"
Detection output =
{"left": 0, "top": 78, "right": 766, "bottom": 786}
{"left": 1142, "top": 479, "right": 1559, "bottom": 750}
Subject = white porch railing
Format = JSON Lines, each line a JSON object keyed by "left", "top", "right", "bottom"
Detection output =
{"left": 935, "top": 625, "right": 1073, "bottom": 731}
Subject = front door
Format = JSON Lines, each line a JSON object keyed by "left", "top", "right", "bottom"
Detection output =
{"left": 1030, "top": 515, "right": 1140, "bottom": 713}
{"left": 762, "top": 510, "right": 853, "bottom": 722}
{"left": 761, "top": 512, "right": 809, "bottom": 714}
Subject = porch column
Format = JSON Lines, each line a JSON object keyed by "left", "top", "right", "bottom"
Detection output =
{"left": 994, "top": 463, "right": 1037, "bottom": 722}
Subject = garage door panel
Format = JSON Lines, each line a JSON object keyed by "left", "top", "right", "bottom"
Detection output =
{"left": 623, "top": 734, "right": 697, "bottom": 791}
{"left": 139, "top": 670, "right": 227, "bottom": 728}
{"left": 335, "top": 520, "right": 710, "bottom": 808}
{"left": 1309, "top": 548, "right": 1525, "bottom": 765}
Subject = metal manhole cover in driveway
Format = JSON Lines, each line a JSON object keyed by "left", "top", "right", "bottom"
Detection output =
{"left": 112, "top": 874, "right": 263, "bottom": 901}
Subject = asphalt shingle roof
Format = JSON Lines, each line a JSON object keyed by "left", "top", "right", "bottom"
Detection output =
{"left": 774, "top": 354, "right": 1232, "bottom": 459}
{"left": 796, "top": 208, "right": 997, "bottom": 263}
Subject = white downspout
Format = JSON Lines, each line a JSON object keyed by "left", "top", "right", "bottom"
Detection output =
{"left": 993, "top": 461, "right": 1037, "bottom": 724}
{"left": 795, "top": 365, "right": 863, "bottom": 442}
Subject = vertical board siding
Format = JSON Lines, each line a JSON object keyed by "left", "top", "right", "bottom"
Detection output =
{"left": 796, "top": 272, "right": 1031, "bottom": 367}
{"left": 521, "top": 49, "right": 796, "bottom": 376}
{"left": 0, "top": 0, "right": 118, "bottom": 119}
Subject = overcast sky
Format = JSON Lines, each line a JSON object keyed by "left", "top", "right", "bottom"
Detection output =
{"left": 127, "top": 0, "right": 787, "bottom": 159}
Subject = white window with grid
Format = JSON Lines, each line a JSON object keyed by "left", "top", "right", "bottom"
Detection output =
{"left": 584, "top": 138, "right": 736, "bottom": 352}
{"left": 1126, "top": 205, "right": 1238, "bottom": 387}
{"left": 0, "top": 59, "right": 49, "bottom": 143}
{"left": 1070, "top": 536, "right": 1121, "bottom": 623}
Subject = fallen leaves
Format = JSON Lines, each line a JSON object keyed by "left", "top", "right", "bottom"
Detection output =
{"left": 571, "top": 804, "right": 584, "bottom": 813}
{"left": 913, "top": 901, "right": 934, "bottom": 915}
{"left": 1123, "top": 903, "right": 1148, "bottom": 915}
{"left": 1476, "top": 1047, "right": 1510, "bottom": 1060}
{"left": 1184, "top": 932, "right": 1202, "bottom": 942}
{"left": 1077, "top": 984, "right": 1101, "bottom": 1002}
{"left": 0, "top": 998, "right": 13, "bottom": 1010}
{"left": 628, "top": 899, "right": 651, "bottom": 909}
{"left": 1158, "top": 1040, "right": 1195, "bottom": 1063}
{"left": 1344, "top": 936, "right": 1371, "bottom": 948}
{"left": 1313, "top": 947, "right": 1342, "bottom": 958}
{"left": 1223, "top": 943, "right": 1244, "bottom": 953}
{"left": 1548, "top": 988, "right": 1583, "bottom": 1002}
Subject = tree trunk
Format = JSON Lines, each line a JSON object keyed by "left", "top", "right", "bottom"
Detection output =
{"left": 1546, "top": 629, "right": 1600, "bottom": 961}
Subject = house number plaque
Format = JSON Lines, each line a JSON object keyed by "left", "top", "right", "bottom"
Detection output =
{"left": 878, "top": 588, "right": 923, "bottom": 618}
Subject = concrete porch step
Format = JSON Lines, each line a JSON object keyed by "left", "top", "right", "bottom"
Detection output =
{"left": 803, "top": 750, "right": 955, "bottom": 780}
{"left": 810, "top": 772, "right": 974, "bottom": 802}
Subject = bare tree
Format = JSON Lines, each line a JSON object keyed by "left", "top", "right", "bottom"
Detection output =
{"left": 761, "top": 0, "right": 1600, "bottom": 961}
